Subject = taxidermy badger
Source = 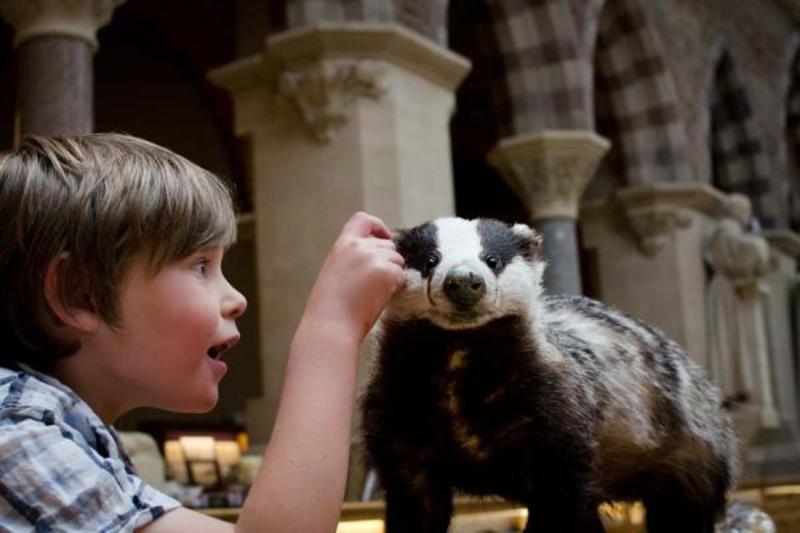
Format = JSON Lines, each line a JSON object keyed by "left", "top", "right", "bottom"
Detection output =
{"left": 362, "top": 217, "right": 737, "bottom": 533}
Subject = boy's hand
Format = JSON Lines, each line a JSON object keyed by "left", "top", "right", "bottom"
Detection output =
{"left": 302, "top": 212, "right": 405, "bottom": 341}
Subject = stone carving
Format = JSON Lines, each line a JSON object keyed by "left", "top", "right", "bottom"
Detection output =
{"left": 279, "top": 60, "right": 386, "bottom": 144}
{"left": 624, "top": 205, "right": 692, "bottom": 256}
{"left": 488, "top": 131, "right": 610, "bottom": 220}
{"left": 706, "top": 203, "right": 780, "bottom": 428}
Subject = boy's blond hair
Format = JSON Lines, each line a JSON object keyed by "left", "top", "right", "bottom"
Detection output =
{"left": 0, "top": 133, "right": 237, "bottom": 370}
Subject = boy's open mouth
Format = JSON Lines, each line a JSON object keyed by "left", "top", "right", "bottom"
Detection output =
{"left": 207, "top": 343, "right": 231, "bottom": 361}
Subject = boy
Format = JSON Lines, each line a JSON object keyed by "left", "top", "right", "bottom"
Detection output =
{"left": 0, "top": 133, "right": 405, "bottom": 532}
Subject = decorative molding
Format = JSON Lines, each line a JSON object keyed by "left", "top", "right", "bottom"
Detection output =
{"left": 278, "top": 59, "right": 386, "bottom": 144}
{"left": 488, "top": 130, "right": 610, "bottom": 220}
{"left": 625, "top": 205, "right": 692, "bottom": 256}
{"left": 263, "top": 23, "right": 470, "bottom": 92}
{"left": 208, "top": 23, "right": 471, "bottom": 137}
{"left": 582, "top": 183, "right": 760, "bottom": 257}
{"left": 0, "top": 0, "right": 124, "bottom": 49}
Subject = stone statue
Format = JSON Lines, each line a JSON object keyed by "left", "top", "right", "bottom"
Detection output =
{"left": 706, "top": 194, "right": 779, "bottom": 428}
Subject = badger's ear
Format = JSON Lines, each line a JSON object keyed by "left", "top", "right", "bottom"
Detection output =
{"left": 511, "top": 223, "right": 543, "bottom": 258}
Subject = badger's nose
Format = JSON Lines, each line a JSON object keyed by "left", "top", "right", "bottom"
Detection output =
{"left": 443, "top": 267, "right": 486, "bottom": 309}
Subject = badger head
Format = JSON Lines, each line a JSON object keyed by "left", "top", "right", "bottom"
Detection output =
{"left": 386, "top": 217, "right": 545, "bottom": 330}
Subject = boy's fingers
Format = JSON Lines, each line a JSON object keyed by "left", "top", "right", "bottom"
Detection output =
{"left": 372, "top": 248, "right": 405, "bottom": 267}
{"left": 343, "top": 212, "right": 393, "bottom": 240}
{"left": 366, "top": 237, "right": 398, "bottom": 250}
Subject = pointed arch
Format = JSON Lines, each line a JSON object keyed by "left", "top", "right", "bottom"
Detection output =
{"left": 488, "top": 0, "right": 589, "bottom": 133}
{"left": 709, "top": 50, "right": 775, "bottom": 227}
{"left": 592, "top": 0, "right": 689, "bottom": 187}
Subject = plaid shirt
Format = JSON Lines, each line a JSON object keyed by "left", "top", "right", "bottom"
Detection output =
{"left": 0, "top": 365, "right": 180, "bottom": 532}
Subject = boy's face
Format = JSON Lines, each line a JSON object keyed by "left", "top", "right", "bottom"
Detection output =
{"left": 92, "top": 246, "right": 247, "bottom": 415}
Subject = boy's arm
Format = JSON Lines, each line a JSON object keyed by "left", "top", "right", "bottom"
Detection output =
{"left": 141, "top": 212, "right": 404, "bottom": 533}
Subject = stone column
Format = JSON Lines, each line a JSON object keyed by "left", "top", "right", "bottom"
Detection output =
{"left": 0, "top": 0, "right": 123, "bottom": 136}
{"left": 209, "top": 23, "right": 469, "bottom": 448}
{"left": 488, "top": 131, "right": 610, "bottom": 295}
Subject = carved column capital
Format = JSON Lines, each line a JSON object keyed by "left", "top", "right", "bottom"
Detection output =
{"left": 0, "top": 0, "right": 123, "bottom": 49}
{"left": 488, "top": 130, "right": 610, "bottom": 220}
{"left": 278, "top": 59, "right": 386, "bottom": 144}
{"left": 625, "top": 205, "right": 693, "bottom": 257}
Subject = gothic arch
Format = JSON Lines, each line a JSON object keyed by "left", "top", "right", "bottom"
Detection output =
{"left": 487, "top": 0, "right": 589, "bottom": 133}
{"left": 592, "top": 0, "right": 689, "bottom": 187}
{"left": 709, "top": 49, "right": 775, "bottom": 227}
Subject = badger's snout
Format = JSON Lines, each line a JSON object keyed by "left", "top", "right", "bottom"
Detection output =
{"left": 443, "top": 266, "right": 486, "bottom": 309}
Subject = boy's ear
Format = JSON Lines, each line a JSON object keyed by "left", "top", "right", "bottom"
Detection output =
{"left": 44, "top": 253, "right": 101, "bottom": 334}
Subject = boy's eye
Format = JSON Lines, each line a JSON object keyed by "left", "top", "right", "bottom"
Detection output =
{"left": 192, "top": 259, "right": 209, "bottom": 277}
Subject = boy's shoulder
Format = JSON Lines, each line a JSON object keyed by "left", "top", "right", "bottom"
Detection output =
{"left": 0, "top": 366, "right": 81, "bottom": 420}
{"left": 0, "top": 366, "right": 181, "bottom": 531}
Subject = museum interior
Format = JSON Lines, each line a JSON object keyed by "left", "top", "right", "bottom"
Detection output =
{"left": 1, "top": 0, "right": 799, "bottom": 530}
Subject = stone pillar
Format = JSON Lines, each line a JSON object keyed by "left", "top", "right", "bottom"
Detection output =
{"left": 209, "top": 23, "right": 469, "bottom": 448}
{"left": 488, "top": 131, "right": 610, "bottom": 295}
{"left": 0, "top": 0, "right": 123, "bottom": 136}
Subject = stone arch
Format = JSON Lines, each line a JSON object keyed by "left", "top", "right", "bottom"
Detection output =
{"left": 487, "top": 0, "right": 589, "bottom": 133}
{"left": 592, "top": 0, "right": 689, "bottom": 188}
{"left": 709, "top": 49, "right": 775, "bottom": 227}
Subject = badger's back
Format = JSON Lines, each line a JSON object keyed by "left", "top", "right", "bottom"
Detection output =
{"left": 542, "top": 295, "right": 736, "bottom": 502}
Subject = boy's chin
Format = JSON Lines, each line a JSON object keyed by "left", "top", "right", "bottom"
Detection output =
{"left": 165, "top": 390, "right": 219, "bottom": 414}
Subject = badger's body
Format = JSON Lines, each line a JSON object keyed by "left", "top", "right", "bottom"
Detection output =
{"left": 362, "top": 217, "right": 736, "bottom": 533}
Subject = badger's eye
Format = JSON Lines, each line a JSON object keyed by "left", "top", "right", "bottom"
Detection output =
{"left": 484, "top": 254, "right": 500, "bottom": 270}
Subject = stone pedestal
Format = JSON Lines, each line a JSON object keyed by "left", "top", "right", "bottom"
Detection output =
{"left": 488, "top": 131, "right": 610, "bottom": 295}
{"left": 0, "top": 0, "right": 123, "bottom": 136}
{"left": 209, "top": 22, "right": 469, "bottom": 459}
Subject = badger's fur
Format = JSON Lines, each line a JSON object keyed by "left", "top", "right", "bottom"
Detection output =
{"left": 362, "top": 217, "right": 737, "bottom": 533}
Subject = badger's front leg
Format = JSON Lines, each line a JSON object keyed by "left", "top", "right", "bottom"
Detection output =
{"left": 381, "top": 467, "right": 453, "bottom": 533}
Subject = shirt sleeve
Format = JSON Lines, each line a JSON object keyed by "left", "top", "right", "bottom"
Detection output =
{"left": 0, "top": 413, "right": 180, "bottom": 532}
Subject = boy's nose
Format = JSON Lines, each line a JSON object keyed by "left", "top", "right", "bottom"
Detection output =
{"left": 223, "top": 283, "right": 247, "bottom": 319}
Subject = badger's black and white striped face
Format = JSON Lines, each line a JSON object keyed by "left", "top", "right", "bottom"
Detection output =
{"left": 386, "top": 217, "right": 545, "bottom": 330}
